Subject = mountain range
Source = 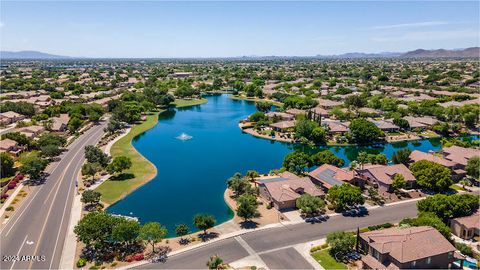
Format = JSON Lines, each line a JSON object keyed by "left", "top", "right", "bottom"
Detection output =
{"left": 0, "top": 50, "right": 71, "bottom": 59}
{"left": 1, "top": 47, "right": 478, "bottom": 59}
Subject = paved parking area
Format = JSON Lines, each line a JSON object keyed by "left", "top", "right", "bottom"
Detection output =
{"left": 260, "top": 247, "right": 315, "bottom": 269}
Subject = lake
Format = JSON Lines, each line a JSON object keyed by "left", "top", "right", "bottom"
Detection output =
{"left": 107, "top": 94, "right": 466, "bottom": 236}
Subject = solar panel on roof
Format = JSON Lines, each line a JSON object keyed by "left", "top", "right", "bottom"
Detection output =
{"left": 315, "top": 169, "right": 343, "bottom": 187}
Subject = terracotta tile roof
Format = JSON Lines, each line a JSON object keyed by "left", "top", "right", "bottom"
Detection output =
{"left": 360, "top": 164, "right": 416, "bottom": 185}
{"left": 316, "top": 98, "right": 342, "bottom": 108}
{"left": 257, "top": 175, "right": 324, "bottom": 203}
{"left": 452, "top": 212, "right": 480, "bottom": 229}
{"left": 442, "top": 146, "right": 479, "bottom": 167}
{"left": 360, "top": 226, "right": 456, "bottom": 263}
{"left": 409, "top": 150, "right": 456, "bottom": 168}
{"left": 0, "top": 139, "right": 18, "bottom": 150}
{"left": 269, "top": 120, "right": 296, "bottom": 129}
{"left": 0, "top": 111, "right": 24, "bottom": 119}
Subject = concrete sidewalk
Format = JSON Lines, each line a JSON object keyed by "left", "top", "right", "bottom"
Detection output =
{"left": 59, "top": 126, "right": 130, "bottom": 269}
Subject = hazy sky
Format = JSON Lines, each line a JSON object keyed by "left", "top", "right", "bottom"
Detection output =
{"left": 1, "top": 1, "right": 479, "bottom": 57}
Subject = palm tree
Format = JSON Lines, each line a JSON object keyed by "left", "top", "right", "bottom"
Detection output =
{"left": 356, "top": 151, "right": 368, "bottom": 170}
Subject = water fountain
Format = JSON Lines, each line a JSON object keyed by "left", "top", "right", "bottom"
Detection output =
{"left": 175, "top": 132, "right": 193, "bottom": 141}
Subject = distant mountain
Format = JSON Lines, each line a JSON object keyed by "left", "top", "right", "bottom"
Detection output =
{"left": 329, "top": 52, "right": 402, "bottom": 59}
{"left": 0, "top": 50, "right": 71, "bottom": 59}
{"left": 401, "top": 47, "right": 480, "bottom": 58}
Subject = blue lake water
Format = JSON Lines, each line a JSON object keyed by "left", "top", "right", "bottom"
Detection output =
{"left": 107, "top": 94, "right": 474, "bottom": 236}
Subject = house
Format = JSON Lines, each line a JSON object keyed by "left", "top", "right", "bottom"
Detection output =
{"left": 360, "top": 226, "right": 462, "bottom": 269}
{"left": 390, "top": 90, "right": 406, "bottom": 98}
{"left": 15, "top": 125, "right": 46, "bottom": 139}
{"left": 316, "top": 98, "right": 342, "bottom": 109}
{"left": 51, "top": 114, "right": 70, "bottom": 132}
{"left": 309, "top": 107, "right": 329, "bottom": 121}
{"left": 410, "top": 150, "right": 467, "bottom": 180}
{"left": 0, "top": 111, "right": 26, "bottom": 125}
{"left": 285, "top": 108, "right": 305, "bottom": 117}
{"left": 370, "top": 119, "right": 399, "bottom": 133}
{"left": 308, "top": 164, "right": 359, "bottom": 189}
{"left": 0, "top": 139, "right": 22, "bottom": 155}
{"left": 269, "top": 120, "right": 295, "bottom": 132}
{"left": 322, "top": 121, "right": 350, "bottom": 135}
{"left": 449, "top": 212, "right": 480, "bottom": 240}
{"left": 403, "top": 116, "right": 437, "bottom": 130}
{"left": 265, "top": 112, "right": 295, "bottom": 121}
{"left": 357, "top": 164, "right": 416, "bottom": 192}
{"left": 256, "top": 172, "right": 324, "bottom": 210}
{"left": 442, "top": 146, "right": 479, "bottom": 168}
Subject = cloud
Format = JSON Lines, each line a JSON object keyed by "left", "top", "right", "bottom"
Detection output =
{"left": 0, "top": 22, "right": 4, "bottom": 28}
{"left": 371, "top": 29, "right": 479, "bottom": 42}
{"left": 371, "top": 21, "right": 449, "bottom": 30}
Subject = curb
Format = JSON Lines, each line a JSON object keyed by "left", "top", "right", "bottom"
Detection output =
{"left": 0, "top": 183, "right": 24, "bottom": 219}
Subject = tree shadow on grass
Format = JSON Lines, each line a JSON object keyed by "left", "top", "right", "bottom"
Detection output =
{"left": 109, "top": 173, "right": 135, "bottom": 181}
{"left": 239, "top": 220, "right": 259, "bottom": 229}
{"left": 199, "top": 232, "right": 219, "bottom": 242}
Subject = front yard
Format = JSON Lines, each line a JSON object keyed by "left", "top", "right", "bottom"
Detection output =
{"left": 311, "top": 249, "right": 347, "bottom": 270}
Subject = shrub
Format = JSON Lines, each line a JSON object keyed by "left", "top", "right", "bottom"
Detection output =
{"left": 14, "top": 174, "right": 24, "bottom": 181}
{"left": 76, "top": 258, "right": 87, "bottom": 268}
{"left": 455, "top": 242, "right": 474, "bottom": 257}
{"left": 367, "top": 223, "right": 393, "bottom": 231}
{"left": 125, "top": 255, "right": 134, "bottom": 262}
{"left": 1, "top": 193, "right": 9, "bottom": 200}
{"left": 133, "top": 253, "right": 144, "bottom": 261}
{"left": 6, "top": 206, "right": 14, "bottom": 211}
{"left": 110, "top": 262, "right": 117, "bottom": 267}
{"left": 8, "top": 181, "right": 17, "bottom": 189}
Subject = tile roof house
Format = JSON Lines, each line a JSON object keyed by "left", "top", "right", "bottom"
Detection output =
{"left": 308, "top": 164, "right": 360, "bottom": 189}
{"left": 269, "top": 120, "right": 296, "bottom": 132}
{"left": 285, "top": 108, "right": 306, "bottom": 116}
{"left": 357, "top": 164, "right": 416, "bottom": 192}
{"left": 265, "top": 112, "right": 295, "bottom": 121}
{"left": 256, "top": 172, "right": 324, "bottom": 210}
{"left": 370, "top": 119, "right": 399, "bottom": 133}
{"left": 449, "top": 212, "right": 480, "bottom": 240}
{"left": 309, "top": 107, "right": 329, "bottom": 122}
{"left": 15, "top": 125, "right": 46, "bottom": 139}
{"left": 316, "top": 98, "right": 342, "bottom": 109}
{"left": 410, "top": 149, "right": 472, "bottom": 179}
{"left": 442, "top": 146, "right": 479, "bottom": 168}
{"left": 402, "top": 116, "right": 438, "bottom": 130}
{"left": 0, "top": 111, "right": 26, "bottom": 125}
{"left": 322, "top": 121, "right": 350, "bottom": 135}
{"left": 50, "top": 114, "right": 70, "bottom": 132}
{"left": 0, "top": 138, "right": 22, "bottom": 155}
{"left": 360, "top": 226, "right": 461, "bottom": 269}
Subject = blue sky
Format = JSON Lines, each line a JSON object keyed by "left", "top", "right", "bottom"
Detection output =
{"left": 1, "top": 1, "right": 479, "bottom": 57}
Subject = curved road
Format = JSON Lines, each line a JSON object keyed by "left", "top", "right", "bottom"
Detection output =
{"left": 137, "top": 200, "right": 418, "bottom": 269}
{"left": 0, "top": 121, "right": 106, "bottom": 269}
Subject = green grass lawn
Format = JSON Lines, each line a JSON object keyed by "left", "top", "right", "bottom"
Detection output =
{"left": 449, "top": 184, "right": 465, "bottom": 191}
{"left": 173, "top": 98, "right": 208, "bottom": 107}
{"left": 96, "top": 99, "right": 209, "bottom": 205}
{"left": 95, "top": 112, "right": 161, "bottom": 205}
{"left": 311, "top": 249, "right": 347, "bottom": 270}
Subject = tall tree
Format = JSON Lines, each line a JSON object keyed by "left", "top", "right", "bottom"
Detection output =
{"left": 139, "top": 222, "right": 168, "bottom": 253}
{"left": 193, "top": 214, "right": 216, "bottom": 235}
{"left": 410, "top": 160, "right": 452, "bottom": 192}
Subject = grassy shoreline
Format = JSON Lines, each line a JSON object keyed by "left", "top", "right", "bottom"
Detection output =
{"left": 96, "top": 112, "right": 161, "bottom": 205}
{"left": 96, "top": 98, "right": 208, "bottom": 205}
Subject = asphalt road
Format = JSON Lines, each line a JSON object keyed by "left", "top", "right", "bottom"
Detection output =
{"left": 0, "top": 121, "right": 107, "bottom": 269}
{"left": 137, "top": 200, "right": 418, "bottom": 269}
